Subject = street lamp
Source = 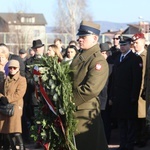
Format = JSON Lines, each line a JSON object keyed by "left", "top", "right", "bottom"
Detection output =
{"left": 138, "top": 16, "right": 144, "bottom": 33}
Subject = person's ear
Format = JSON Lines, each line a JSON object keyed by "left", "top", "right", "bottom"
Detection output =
{"left": 93, "top": 35, "right": 98, "bottom": 42}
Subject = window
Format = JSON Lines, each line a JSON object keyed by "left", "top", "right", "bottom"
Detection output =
{"left": 21, "top": 17, "right": 25, "bottom": 23}
{"left": 32, "top": 17, "right": 35, "bottom": 23}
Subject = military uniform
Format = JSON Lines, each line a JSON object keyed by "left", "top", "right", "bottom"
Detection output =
{"left": 137, "top": 49, "right": 147, "bottom": 118}
{"left": 71, "top": 21, "right": 109, "bottom": 150}
{"left": 132, "top": 33, "right": 149, "bottom": 147}
{"left": 144, "top": 45, "right": 150, "bottom": 112}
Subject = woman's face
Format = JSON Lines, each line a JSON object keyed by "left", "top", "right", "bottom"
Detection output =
{"left": 0, "top": 53, "right": 7, "bottom": 66}
{"left": 67, "top": 48, "right": 76, "bottom": 59}
{"left": 47, "top": 47, "right": 55, "bottom": 57}
{"left": 8, "top": 66, "right": 19, "bottom": 75}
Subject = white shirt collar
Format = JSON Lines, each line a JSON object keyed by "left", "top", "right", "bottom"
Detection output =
{"left": 121, "top": 50, "right": 131, "bottom": 57}
{"left": 136, "top": 49, "right": 145, "bottom": 55}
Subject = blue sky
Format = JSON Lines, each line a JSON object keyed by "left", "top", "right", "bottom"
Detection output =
{"left": 0, "top": 0, "right": 149, "bottom": 26}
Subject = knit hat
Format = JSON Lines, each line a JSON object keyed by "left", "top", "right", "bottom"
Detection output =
{"left": 8, "top": 60, "right": 20, "bottom": 68}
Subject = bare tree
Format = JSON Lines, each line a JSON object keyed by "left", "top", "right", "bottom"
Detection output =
{"left": 4, "top": 12, "right": 34, "bottom": 54}
{"left": 54, "top": 0, "right": 92, "bottom": 40}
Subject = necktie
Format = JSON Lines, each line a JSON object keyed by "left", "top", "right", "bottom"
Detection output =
{"left": 121, "top": 55, "right": 124, "bottom": 62}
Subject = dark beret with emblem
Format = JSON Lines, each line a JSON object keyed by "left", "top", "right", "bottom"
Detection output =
{"left": 100, "top": 43, "right": 110, "bottom": 52}
{"left": 119, "top": 36, "right": 132, "bottom": 45}
{"left": 77, "top": 20, "right": 100, "bottom": 36}
{"left": 132, "top": 33, "right": 145, "bottom": 41}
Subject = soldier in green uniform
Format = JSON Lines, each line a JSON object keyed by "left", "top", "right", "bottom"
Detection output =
{"left": 70, "top": 21, "right": 109, "bottom": 150}
{"left": 132, "top": 33, "right": 148, "bottom": 147}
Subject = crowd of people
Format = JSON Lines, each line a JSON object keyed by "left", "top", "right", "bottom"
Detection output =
{"left": 0, "top": 20, "right": 149, "bottom": 150}
{"left": 99, "top": 33, "right": 150, "bottom": 150}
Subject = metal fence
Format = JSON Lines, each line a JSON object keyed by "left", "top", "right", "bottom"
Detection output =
{"left": 0, "top": 32, "right": 71, "bottom": 54}
{"left": 0, "top": 32, "right": 150, "bottom": 54}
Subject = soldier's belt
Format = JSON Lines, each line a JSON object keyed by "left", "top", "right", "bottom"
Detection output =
{"left": 76, "top": 103, "right": 97, "bottom": 110}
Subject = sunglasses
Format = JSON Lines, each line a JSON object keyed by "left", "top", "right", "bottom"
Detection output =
{"left": 8, "top": 67, "right": 17, "bottom": 70}
{"left": 113, "top": 38, "right": 119, "bottom": 40}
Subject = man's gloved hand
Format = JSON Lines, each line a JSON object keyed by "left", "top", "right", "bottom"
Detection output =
{"left": 0, "top": 97, "right": 9, "bottom": 105}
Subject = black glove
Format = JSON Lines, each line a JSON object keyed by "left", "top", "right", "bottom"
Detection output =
{"left": 0, "top": 97, "right": 9, "bottom": 105}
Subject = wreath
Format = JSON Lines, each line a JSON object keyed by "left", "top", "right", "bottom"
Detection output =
{"left": 28, "top": 56, "right": 77, "bottom": 150}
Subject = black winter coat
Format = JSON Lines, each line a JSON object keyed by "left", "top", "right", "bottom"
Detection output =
{"left": 111, "top": 51, "right": 142, "bottom": 119}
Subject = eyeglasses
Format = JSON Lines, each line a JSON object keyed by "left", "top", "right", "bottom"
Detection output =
{"left": 8, "top": 67, "right": 17, "bottom": 70}
{"left": 113, "top": 38, "right": 119, "bottom": 40}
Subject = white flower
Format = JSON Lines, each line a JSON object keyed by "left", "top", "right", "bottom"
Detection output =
{"left": 51, "top": 83, "right": 56, "bottom": 90}
{"left": 59, "top": 108, "right": 65, "bottom": 115}
{"left": 53, "top": 93, "right": 58, "bottom": 101}
{"left": 39, "top": 67, "right": 46, "bottom": 74}
{"left": 33, "top": 75, "right": 39, "bottom": 82}
{"left": 49, "top": 79, "right": 54, "bottom": 85}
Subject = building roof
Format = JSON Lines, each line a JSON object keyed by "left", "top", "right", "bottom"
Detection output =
{"left": 127, "top": 22, "right": 150, "bottom": 33}
{"left": 102, "top": 30, "right": 124, "bottom": 35}
{"left": 0, "top": 12, "right": 47, "bottom": 25}
{"left": 127, "top": 24, "right": 139, "bottom": 29}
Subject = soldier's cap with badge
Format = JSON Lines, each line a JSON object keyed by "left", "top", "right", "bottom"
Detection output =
{"left": 100, "top": 43, "right": 110, "bottom": 52}
{"left": 77, "top": 20, "right": 100, "bottom": 36}
{"left": 132, "top": 33, "right": 145, "bottom": 41}
{"left": 119, "top": 35, "right": 132, "bottom": 46}
{"left": 31, "top": 39, "right": 44, "bottom": 49}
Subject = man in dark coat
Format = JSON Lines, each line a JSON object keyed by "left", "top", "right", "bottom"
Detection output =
{"left": 23, "top": 39, "right": 45, "bottom": 147}
{"left": 111, "top": 36, "right": 143, "bottom": 150}
{"left": 70, "top": 21, "right": 109, "bottom": 150}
